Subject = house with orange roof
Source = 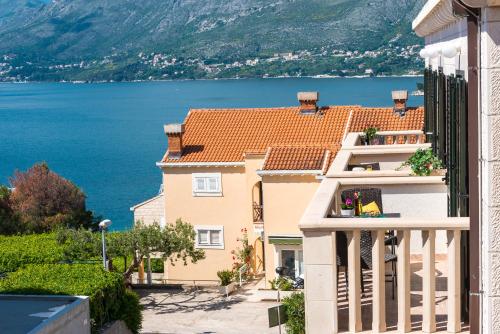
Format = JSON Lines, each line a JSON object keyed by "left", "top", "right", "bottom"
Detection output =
{"left": 131, "top": 91, "right": 424, "bottom": 285}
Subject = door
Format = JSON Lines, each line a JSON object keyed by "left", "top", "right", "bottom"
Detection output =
{"left": 281, "top": 250, "right": 296, "bottom": 278}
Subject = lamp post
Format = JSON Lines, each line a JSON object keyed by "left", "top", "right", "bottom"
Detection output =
{"left": 99, "top": 219, "right": 112, "bottom": 270}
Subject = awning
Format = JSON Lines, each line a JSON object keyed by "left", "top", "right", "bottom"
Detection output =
{"left": 268, "top": 235, "right": 302, "bottom": 245}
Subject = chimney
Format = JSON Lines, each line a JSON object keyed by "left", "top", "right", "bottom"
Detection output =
{"left": 164, "top": 124, "right": 185, "bottom": 159}
{"left": 297, "top": 92, "right": 319, "bottom": 113}
{"left": 392, "top": 90, "right": 408, "bottom": 116}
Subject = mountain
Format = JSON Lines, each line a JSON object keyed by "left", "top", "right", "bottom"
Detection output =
{"left": 0, "top": 0, "right": 425, "bottom": 82}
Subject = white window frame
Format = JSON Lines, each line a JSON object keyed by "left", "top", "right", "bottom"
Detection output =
{"left": 274, "top": 245, "right": 304, "bottom": 279}
{"left": 192, "top": 173, "right": 222, "bottom": 197}
{"left": 194, "top": 225, "right": 224, "bottom": 249}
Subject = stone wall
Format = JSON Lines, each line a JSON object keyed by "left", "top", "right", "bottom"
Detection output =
{"left": 132, "top": 194, "right": 165, "bottom": 226}
{"left": 480, "top": 7, "right": 500, "bottom": 333}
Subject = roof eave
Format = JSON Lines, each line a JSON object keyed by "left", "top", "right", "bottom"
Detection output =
{"left": 256, "top": 169, "right": 323, "bottom": 176}
{"left": 412, "top": 0, "right": 460, "bottom": 37}
{"left": 157, "top": 161, "right": 245, "bottom": 168}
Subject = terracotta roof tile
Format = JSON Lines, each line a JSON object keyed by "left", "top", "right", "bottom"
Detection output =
{"left": 161, "top": 104, "right": 424, "bottom": 170}
{"left": 349, "top": 107, "right": 424, "bottom": 132}
{"left": 163, "top": 106, "right": 354, "bottom": 163}
{"left": 263, "top": 146, "right": 331, "bottom": 171}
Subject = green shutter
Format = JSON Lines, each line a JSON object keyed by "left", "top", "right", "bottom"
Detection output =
{"left": 268, "top": 236, "right": 302, "bottom": 245}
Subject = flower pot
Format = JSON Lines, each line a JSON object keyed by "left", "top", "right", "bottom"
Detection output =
{"left": 430, "top": 169, "right": 446, "bottom": 176}
{"left": 219, "top": 282, "right": 236, "bottom": 296}
{"left": 341, "top": 209, "right": 355, "bottom": 217}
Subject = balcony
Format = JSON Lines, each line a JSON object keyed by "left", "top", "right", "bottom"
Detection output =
{"left": 299, "top": 131, "right": 469, "bottom": 333}
{"left": 253, "top": 202, "right": 264, "bottom": 222}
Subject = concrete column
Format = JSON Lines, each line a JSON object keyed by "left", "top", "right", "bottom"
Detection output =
{"left": 480, "top": 7, "right": 500, "bottom": 334}
{"left": 303, "top": 231, "right": 338, "bottom": 333}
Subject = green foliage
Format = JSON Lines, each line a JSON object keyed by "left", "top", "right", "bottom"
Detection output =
{"left": 217, "top": 269, "right": 234, "bottom": 286}
{"left": 56, "top": 228, "right": 101, "bottom": 260}
{"left": 0, "top": 186, "right": 20, "bottom": 235}
{"left": 282, "top": 292, "right": 305, "bottom": 334}
{"left": 54, "top": 220, "right": 204, "bottom": 279}
{"left": 150, "top": 258, "right": 164, "bottom": 273}
{"left": 0, "top": 264, "right": 142, "bottom": 333}
{"left": 231, "top": 228, "right": 253, "bottom": 276}
{"left": 0, "top": 233, "right": 64, "bottom": 274}
{"left": 362, "top": 126, "right": 379, "bottom": 144}
{"left": 269, "top": 277, "right": 294, "bottom": 291}
{"left": 117, "top": 289, "right": 143, "bottom": 334}
{"left": 399, "top": 148, "right": 443, "bottom": 176}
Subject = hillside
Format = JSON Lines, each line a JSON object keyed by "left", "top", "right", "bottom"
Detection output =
{"left": 0, "top": 0, "right": 425, "bottom": 81}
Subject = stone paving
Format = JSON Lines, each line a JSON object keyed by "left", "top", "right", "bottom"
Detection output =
{"left": 137, "top": 256, "right": 470, "bottom": 333}
{"left": 137, "top": 283, "right": 281, "bottom": 334}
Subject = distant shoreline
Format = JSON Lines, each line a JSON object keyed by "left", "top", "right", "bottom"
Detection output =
{"left": 1, "top": 73, "right": 424, "bottom": 84}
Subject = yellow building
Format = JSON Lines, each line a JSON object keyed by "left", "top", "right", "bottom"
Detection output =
{"left": 132, "top": 91, "right": 424, "bottom": 285}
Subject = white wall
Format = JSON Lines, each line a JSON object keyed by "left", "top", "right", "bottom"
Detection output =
{"left": 425, "top": 18, "right": 469, "bottom": 77}
{"left": 339, "top": 183, "right": 449, "bottom": 253}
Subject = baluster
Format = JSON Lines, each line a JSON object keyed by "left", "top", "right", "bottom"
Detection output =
{"left": 372, "top": 230, "right": 386, "bottom": 332}
{"left": 397, "top": 229, "right": 411, "bottom": 332}
{"left": 447, "top": 230, "right": 461, "bottom": 332}
{"left": 347, "top": 230, "right": 362, "bottom": 332}
{"left": 422, "top": 230, "right": 436, "bottom": 332}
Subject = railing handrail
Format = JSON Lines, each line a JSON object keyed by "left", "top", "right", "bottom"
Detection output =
{"left": 300, "top": 217, "right": 470, "bottom": 231}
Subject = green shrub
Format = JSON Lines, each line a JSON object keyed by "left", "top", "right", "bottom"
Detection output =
{"left": 282, "top": 292, "right": 305, "bottom": 334}
{"left": 217, "top": 269, "right": 234, "bottom": 286}
{"left": 0, "top": 233, "right": 65, "bottom": 273}
{"left": 399, "top": 148, "right": 443, "bottom": 176}
{"left": 150, "top": 258, "right": 164, "bottom": 273}
{"left": 269, "top": 277, "right": 294, "bottom": 291}
{"left": 0, "top": 264, "right": 142, "bottom": 333}
{"left": 115, "top": 289, "right": 143, "bottom": 334}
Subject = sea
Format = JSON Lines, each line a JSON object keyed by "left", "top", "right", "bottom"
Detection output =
{"left": 0, "top": 77, "right": 423, "bottom": 230}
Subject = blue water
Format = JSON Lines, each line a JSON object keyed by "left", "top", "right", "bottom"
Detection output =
{"left": 0, "top": 77, "right": 423, "bottom": 230}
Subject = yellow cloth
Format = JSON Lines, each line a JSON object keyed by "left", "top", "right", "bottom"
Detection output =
{"left": 362, "top": 201, "right": 381, "bottom": 215}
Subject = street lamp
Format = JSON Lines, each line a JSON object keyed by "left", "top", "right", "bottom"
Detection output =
{"left": 99, "top": 219, "right": 112, "bottom": 270}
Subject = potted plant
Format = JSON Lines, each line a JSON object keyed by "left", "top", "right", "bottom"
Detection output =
{"left": 398, "top": 148, "right": 444, "bottom": 176}
{"left": 340, "top": 197, "right": 355, "bottom": 217}
{"left": 362, "top": 127, "right": 379, "bottom": 145}
{"left": 217, "top": 269, "right": 236, "bottom": 296}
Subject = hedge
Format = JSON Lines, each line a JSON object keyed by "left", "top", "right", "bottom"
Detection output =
{"left": 282, "top": 292, "right": 305, "bottom": 334}
{"left": 0, "top": 233, "right": 64, "bottom": 273}
{"left": 0, "top": 264, "right": 142, "bottom": 333}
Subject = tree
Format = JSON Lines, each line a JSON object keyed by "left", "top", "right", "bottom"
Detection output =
{"left": 56, "top": 219, "right": 205, "bottom": 281}
{"left": 9, "top": 163, "right": 95, "bottom": 233}
{"left": 0, "top": 186, "right": 20, "bottom": 235}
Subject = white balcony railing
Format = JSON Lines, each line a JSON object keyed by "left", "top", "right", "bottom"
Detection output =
{"left": 300, "top": 217, "right": 469, "bottom": 333}
{"left": 300, "top": 158, "right": 469, "bottom": 333}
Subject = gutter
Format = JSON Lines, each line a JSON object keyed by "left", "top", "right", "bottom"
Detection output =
{"left": 450, "top": 1, "right": 481, "bottom": 332}
{"left": 256, "top": 169, "right": 323, "bottom": 176}
{"left": 156, "top": 161, "right": 245, "bottom": 168}
{"left": 462, "top": 3, "right": 481, "bottom": 333}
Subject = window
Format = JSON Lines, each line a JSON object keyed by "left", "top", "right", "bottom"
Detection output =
{"left": 192, "top": 173, "right": 222, "bottom": 196}
{"left": 195, "top": 225, "right": 224, "bottom": 249}
{"left": 275, "top": 246, "right": 304, "bottom": 278}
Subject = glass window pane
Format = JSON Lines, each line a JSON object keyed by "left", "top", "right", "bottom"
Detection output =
{"left": 281, "top": 250, "right": 296, "bottom": 277}
{"left": 196, "top": 178, "right": 205, "bottom": 191}
{"left": 208, "top": 178, "right": 218, "bottom": 191}
{"left": 210, "top": 230, "right": 221, "bottom": 245}
{"left": 198, "top": 230, "right": 208, "bottom": 244}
